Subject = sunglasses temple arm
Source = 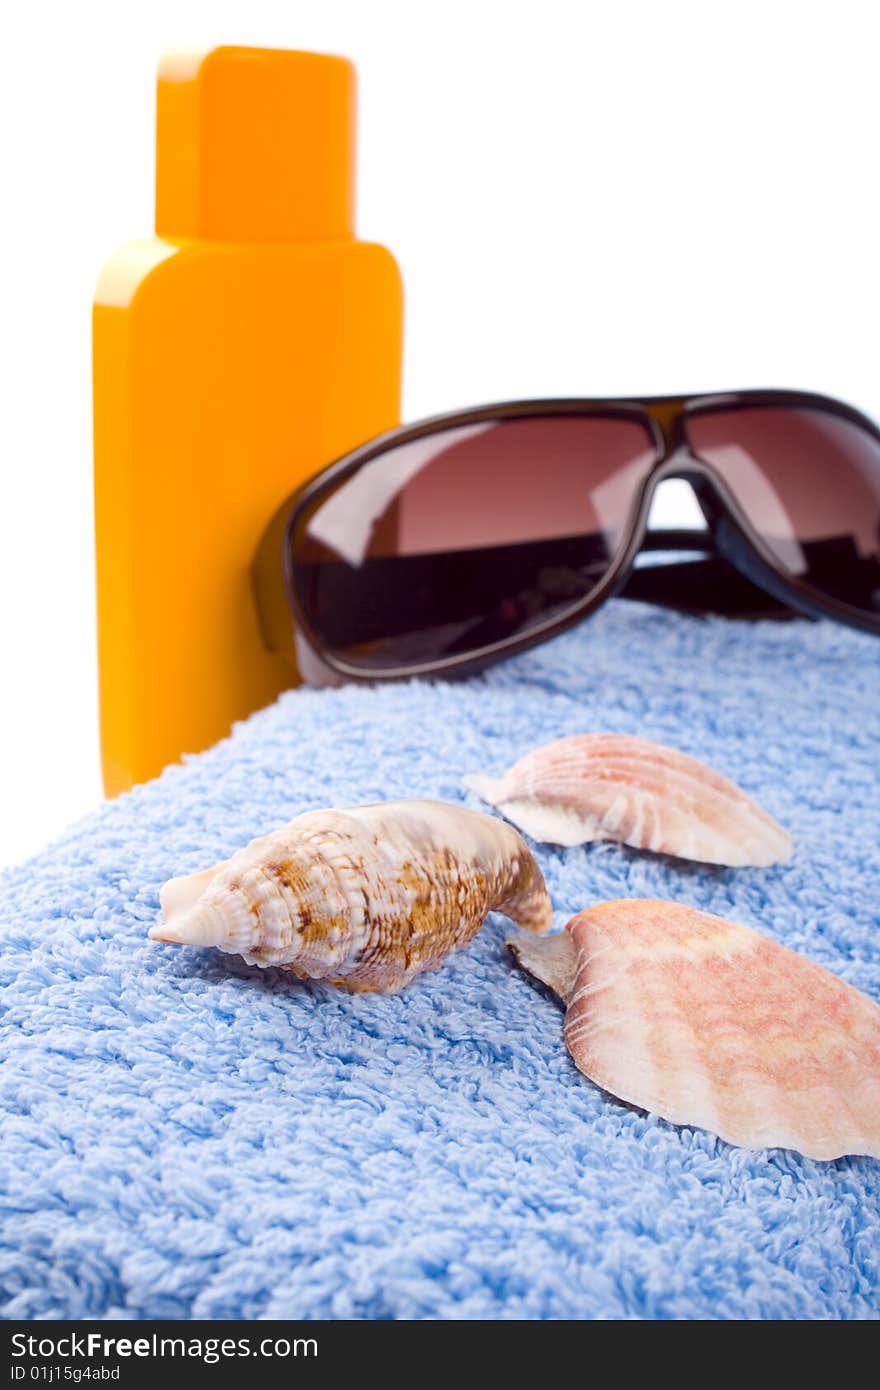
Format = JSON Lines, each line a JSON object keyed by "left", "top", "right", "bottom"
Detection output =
{"left": 639, "top": 528, "right": 716, "bottom": 554}
{"left": 621, "top": 550, "right": 798, "bottom": 619}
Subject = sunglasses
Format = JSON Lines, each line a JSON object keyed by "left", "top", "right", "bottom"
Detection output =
{"left": 254, "top": 389, "right": 880, "bottom": 682}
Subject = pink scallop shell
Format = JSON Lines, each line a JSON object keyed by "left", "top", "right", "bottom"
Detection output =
{"left": 557, "top": 900, "right": 880, "bottom": 1160}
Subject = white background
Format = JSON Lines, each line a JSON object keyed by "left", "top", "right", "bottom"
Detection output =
{"left": 1, "top": 0, "right": 877, "bottom": 869}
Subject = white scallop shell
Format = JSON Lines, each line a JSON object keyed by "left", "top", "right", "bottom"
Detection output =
{"left": 466, "top": 733, "right": 791, "bottom": 866}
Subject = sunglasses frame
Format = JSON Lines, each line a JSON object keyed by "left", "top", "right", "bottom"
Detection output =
{"left": 253, "top": 388, "right": 880, "bottom": 682}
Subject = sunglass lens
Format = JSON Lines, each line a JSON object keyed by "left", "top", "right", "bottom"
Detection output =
{"left": 686, "top": 404, "right": 880, "bottom": 617}
{"left": 290, "top": 415, "right": 658, "bottom": 671}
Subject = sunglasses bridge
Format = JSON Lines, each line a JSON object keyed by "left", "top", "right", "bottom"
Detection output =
{"left": 615, "top": 438, "right": 814, "bottom": 620}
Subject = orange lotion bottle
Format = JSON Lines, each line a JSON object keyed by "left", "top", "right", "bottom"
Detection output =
{"left": 93, "top": 46, "right": 403, "bottom": 795}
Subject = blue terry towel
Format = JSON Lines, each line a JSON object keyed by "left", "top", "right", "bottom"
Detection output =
{"left": 1, "top": 600, "right": 878, "bottom": 1320}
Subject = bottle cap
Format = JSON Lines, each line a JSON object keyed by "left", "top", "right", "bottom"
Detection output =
{"left": 156, "top": 46, "right": 356, "bottom": 243}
